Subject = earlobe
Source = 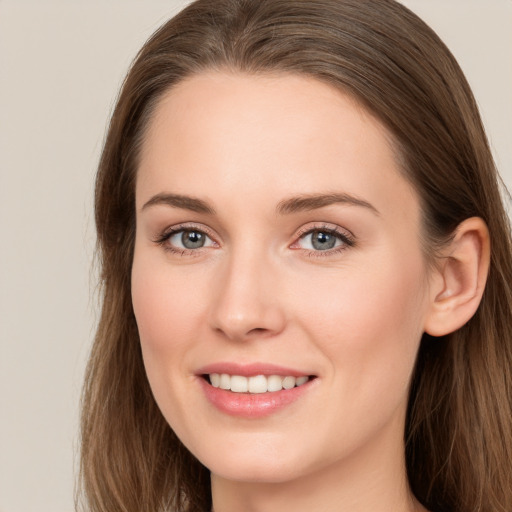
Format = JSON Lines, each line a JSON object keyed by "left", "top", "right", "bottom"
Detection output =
{"left": 424, "top": 217, "right": 490, "bottom": 337}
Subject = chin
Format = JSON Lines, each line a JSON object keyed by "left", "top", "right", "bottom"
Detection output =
{"left": 191, "top": 435, "right": 312, "bottom": 484}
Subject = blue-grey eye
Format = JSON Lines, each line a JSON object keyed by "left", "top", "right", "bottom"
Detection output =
{"left": 299, "top": 229, "right": 345, "bottom": 251}
{"left": 311, "top": 230, "right": 337, "bottom": 250}
{"left": 168, "top": 229, "right": 214, "bottom": 250}
{"left": 182, "top": 230, "right": 205, "bottom": 249}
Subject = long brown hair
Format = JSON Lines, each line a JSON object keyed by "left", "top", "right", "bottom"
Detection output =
{"left": 79, "top": 1, "right": 512, "bottom": 511}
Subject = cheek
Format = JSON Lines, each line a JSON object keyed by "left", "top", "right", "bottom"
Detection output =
{"left": 130, "top": 250, "right": 209, "bottom": 430}
{"left": 130, "top": 248, "right": 214, "bottom": 422}
{"left": 131, "top": 253, "right": 206, "bottom": 352}
{"left": 284, "top": 252, "right": 429, "bottom": 458}
{"left": 294, "top": 249, "right": 428, "bottom": 387}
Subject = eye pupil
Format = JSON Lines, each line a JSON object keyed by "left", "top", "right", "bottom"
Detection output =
{"left": 312, "top": 230, "right": 336, "bottom": 250}
{"left": 182, "top": 230, "right": 205, "bottom": 249}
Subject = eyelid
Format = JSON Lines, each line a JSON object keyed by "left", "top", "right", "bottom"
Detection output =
{"left": 294, "top": 222, "right": 354, "bottom": 240}
{"left": 294, "top": 222, "right": 356, "bottom": 243}
{"left": 159, "top": 222, "right": 216, "bottom": 239}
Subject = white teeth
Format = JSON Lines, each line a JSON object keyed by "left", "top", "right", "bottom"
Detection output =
{"left": 230, "top": 375, "right": 248, "bottom": 392}
{"left": 210, "top": 373, "right": 220, "bottom": 387}
{"left": 282, "top": 376, "right": 296, "bottom": 389}
{"left": 296, "top": 376, "right": 308, "bottom": 386}
{"left": 219, "top": 373, "right": 230, "bottom": 390}
{"left": 208, "top": 373, "right": 310, "bottom": 393}
{"left": 248, "top": 375, "right": 268, "bottom": 393}
{"left": 267, "top": 375, "right": 283, "bottom": 392}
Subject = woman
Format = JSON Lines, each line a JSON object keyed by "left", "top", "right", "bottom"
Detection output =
{"left": 79, "top": 1, "right": 512, "bottom": 511}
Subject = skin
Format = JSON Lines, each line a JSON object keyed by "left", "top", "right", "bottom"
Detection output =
{"left": 130, "top": 71, "right": 478, "bottom": 512}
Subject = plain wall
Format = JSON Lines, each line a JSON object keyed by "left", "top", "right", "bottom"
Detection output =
{"left": 0, "top": 2, "right": 510, "bottom": 511}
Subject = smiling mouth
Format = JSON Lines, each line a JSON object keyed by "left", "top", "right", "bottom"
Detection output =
{"left": 203, "top": 373, "right": 316, "bottom": 394}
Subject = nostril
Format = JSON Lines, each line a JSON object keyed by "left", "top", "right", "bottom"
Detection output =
{"left": 248, "top": 327, "right": 267, "bottom": 335}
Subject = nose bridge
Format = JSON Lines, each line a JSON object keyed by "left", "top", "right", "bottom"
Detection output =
{"left": 209, "top": 243, "right": 285, "bottom": 341}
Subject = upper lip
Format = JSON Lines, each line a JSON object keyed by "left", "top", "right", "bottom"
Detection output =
{"left": 196, "top": 362, "right": 314, "bottom": 377}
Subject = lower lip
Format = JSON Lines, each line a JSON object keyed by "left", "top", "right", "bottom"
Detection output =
{"left": 198, "top": 377, "right": 315, "bottom": 418}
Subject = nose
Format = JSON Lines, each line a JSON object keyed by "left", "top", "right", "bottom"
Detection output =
{"left": 208, "top": 249, "right": 287, "bottom": 342}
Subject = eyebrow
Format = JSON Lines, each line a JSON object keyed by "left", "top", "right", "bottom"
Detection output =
{"left": 141, "top": 193, "right": 216, "bottom": 214}
{"left": 276, "top": 193, "right": 379, "bottom": 216}
{"left": 141, "top": 191, "right": 379, "bottom": 216}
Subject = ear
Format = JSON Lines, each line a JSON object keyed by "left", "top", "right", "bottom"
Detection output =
{"left": 424, "top": 217, "right": 490, "bottom": 337}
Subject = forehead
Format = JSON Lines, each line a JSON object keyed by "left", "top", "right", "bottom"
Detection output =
{"left": 140, "top": 71, "right": 390, "bottom": 171}
{"left": 136, "top": 71, "right": 418, "bottom": 223}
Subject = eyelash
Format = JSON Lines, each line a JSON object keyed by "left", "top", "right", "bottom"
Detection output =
{"left": 153, "top": 223, "right": 356, "bottom": 258}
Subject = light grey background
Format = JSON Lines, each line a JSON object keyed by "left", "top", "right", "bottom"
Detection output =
{"left": 0, "top": 2, "right": 511, "bottom": 511}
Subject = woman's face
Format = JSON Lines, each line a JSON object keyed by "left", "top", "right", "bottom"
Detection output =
{"left": 132, "top": 71, "right": 433, "bottom": 483}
